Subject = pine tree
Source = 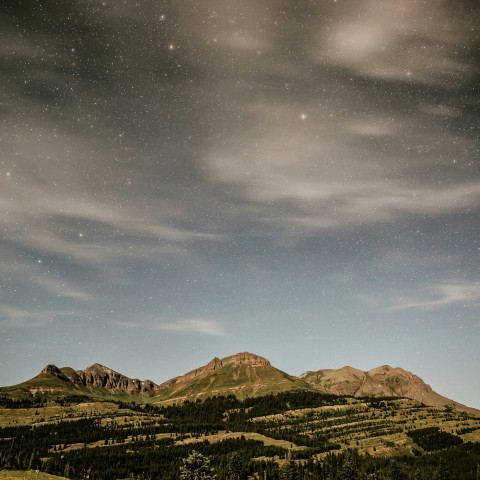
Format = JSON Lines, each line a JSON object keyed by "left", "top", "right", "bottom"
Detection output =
{"left": 434, "top": 459, "right": 451, "bottom": 480}
{"left": 281, "top": 458, "right": 297, "bottom": 480}
{"left": 180, "top": 450, "right": 216, "bottom": 480}
{"left": 340, "top": 451, "right": 358, "bottom": 480}
{"left": 64, "top": 462, "right": 71, "bottom": 479}
{"left": 28, "top": 452, "right": 35, "bottom": 470}
{"left": 28, "top": 450, "right": 41, "bottom": 471}
{"left": 228, "top": 453, "right": 243, "bottom": 480}
{"left": 389, "top": 462, "right": 403, "bottom": 480}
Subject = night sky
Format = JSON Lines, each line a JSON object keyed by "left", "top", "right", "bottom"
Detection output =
{"left": 1, "top": 1, "right": 479, "bottom": 408}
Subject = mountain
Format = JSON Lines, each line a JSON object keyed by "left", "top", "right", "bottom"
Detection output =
{"left": 300, "top": 364, "right": 480, "bottom": 416}
{"left": 154, "top": 352, "right": 312, "bottom": 401}
{"left": 1, "top": 352, "right": 478, "bottom": 415}
{"left": 1, "top": 363, "right": 157, "bottom": 401}
{"left": 42, "top": 363, "right": 157, "bottom": 393}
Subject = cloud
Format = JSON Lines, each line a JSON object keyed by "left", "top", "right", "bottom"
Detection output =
{"left": 310, "top": 0, "right": 478, "bottom": 85}
{"left": 1, "top": 0, "right": 478, "bottom": 338}
{"left": 111, "top": 318, "right": 226, "bottom": 336}
{"left": 28, "top": 276, "right": 94, "bottom": 301}
{"left": 158, "top": 318, "right": 226, "bottom": 336}
{"left": 0, "top": 306, "right": 80, "bottom": 328}
{"left": 206, "top": 99, "right": 480, "bottom": 230}
{"left": 387, "top": 282, "right": 480, "bottom": 311}
{"left": 2, "top": 0, "right": 478, "bottom": 252}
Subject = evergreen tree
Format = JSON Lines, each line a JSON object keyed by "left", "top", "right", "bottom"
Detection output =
{"left": 340, "top": 451, "right": 358, "bottom": 480}
{"left": 28, "top": 450, "right": 41, "bottom": 471}
{"left": 180, "top": 450, "right": 216, "bottom": 480}
{"left": 228, "top": 453, "right": 243, "bottom": 480}
{"left": 413, "top": 469, "right": 422, "bottom": 480}
{"left": 28, "top": 452, "right": 35, "bottom": 470}
{"left": 389, "top": 462, "right": 403, "bottom": 480}
{"left": 434, "top": 459, "right": 451, "bottom": 480}
{"left": 64, "top": 462, "right": 71, "bottom": 479}
{"left": 476, "top": 463, "right": 480, "bottom": 480}
{"left": 281, "top": 457, "right": 298, "bottom": 480}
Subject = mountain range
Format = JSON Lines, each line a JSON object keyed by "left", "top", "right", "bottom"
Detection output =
{"left": 2, "top": 352, "right": 478, "bottom": 415}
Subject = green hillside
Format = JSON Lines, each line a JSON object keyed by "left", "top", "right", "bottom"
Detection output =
{"left": 0, "top": 374, "right": 88, "bottom": 398}
{"left": 0, "top": 374, "right": 145, "bottom": 405}
{"left": 155, "top": 363, "right": 314, "bottom": 402}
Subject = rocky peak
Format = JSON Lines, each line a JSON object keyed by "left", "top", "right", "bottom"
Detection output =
{"left": 81, "top": 364, "right": 150, "bottom": 392}
{"left": 41, "top": 363, "right": 156, "bottom": 393}
{"left": 221, "top": 352, "right": 270, "bottom": 367}
{"left": 84, "top": 363, "right": 110, "bottom": 373}
{"left": 300, "top": 363, "right": 438, "bottom": 402}
{"left": 367, "top": 365, "right": 394, "bottom": 376}
{"left": 59, "top": 367, "right": 84, "bottom": 385}
{"left": 41, "top": 364, "right": 69, "bottom": 381}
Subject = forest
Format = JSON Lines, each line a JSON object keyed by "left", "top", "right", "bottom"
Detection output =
{"left": 0, "top": 391, "right": 479, "bottom": 479}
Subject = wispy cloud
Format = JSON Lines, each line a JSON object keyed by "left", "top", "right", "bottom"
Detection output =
{"left": 158, "top": 318, "right": 226, "bottom": 336}
{"left": 28, "top": 276, "right": 94, "bottom": 301}
{"left": 0, "top": 306, "right": 80, "bottom": 328}
{"left": 111, "top": 317, "right": 226, "bottom": 337}
{"left": 386, "top": 282, "right": 480, "bottom": 311}
{"left": 311, "top": 0, "right": 477, "bottom": 85}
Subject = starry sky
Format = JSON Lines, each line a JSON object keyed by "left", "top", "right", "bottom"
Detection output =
{"left": 1, "top": 1, "right": 479, "bottom": 408}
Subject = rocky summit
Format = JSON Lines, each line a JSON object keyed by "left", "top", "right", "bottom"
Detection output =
{"left": 41, "top": 363, "right": 157, "bottom": 394}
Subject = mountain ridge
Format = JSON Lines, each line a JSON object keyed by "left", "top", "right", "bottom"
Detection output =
{"left": 2, "top": 352, "right": 478, "bottom": 416}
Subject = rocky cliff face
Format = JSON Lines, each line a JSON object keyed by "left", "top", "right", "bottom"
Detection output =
{"left": 222, "top": 352, "right": 270, "bottom": 367}
{"left": 41, "top": 363, "right": 157, "bottom": 393}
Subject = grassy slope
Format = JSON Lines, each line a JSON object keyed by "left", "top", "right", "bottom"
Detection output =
{"left": 0, "top": 374, "right": 86, "bottom": 396}
{"left": 0, "top": 471, "right": 68, "bottom": 480}
{"left": 0, "top": 374, "right": 148, "bottom": 404}
{"left": 0, "top": 401, "right": 136, "bottom": 427}
{"left": 155, "top": 363, "right": 314, "bottom": 402}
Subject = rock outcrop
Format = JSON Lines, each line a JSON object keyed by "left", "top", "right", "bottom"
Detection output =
{"left": 40, "top": 363, "right": 157, "bottom": 393}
